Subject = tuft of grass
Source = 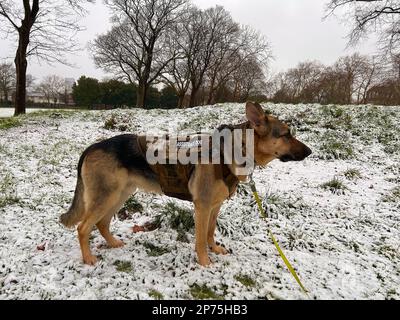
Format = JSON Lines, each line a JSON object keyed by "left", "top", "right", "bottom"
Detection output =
{"left": 118, "top": 196, "right": 143, "bottom": 220}
{"left": 158, "top": 202, "right": 194, "bottom": 241}
{"left": 377, "top": 244, "right": 399, "bottom": 260}
{"left": 330, "top": 107, "right": 345, "bottom": 118}
{"left": 104, "top": 115, "right": 118, "bottom": 130}
{"left": 190, "top": 284, "right": 223, "bottom": 300}
{"left": 378, "top": 132, "right": 396, "bottom": 146}
{"left": 261, "top": 191, "right": 309, "bottom": 219}
{"left": 104, "top": 114, "right": 130, "bottom": 131}
{"left": 143, "top": 242, "right": 171, "bottom": 257}
{"left": 381, "top": 187, "right": 400, "bottom": 203}
{"left": 176, "top": 230, "right": 190, "bottom": 243}
{"left": 113, "top": 260, "right": 133, "bottom": 273}
{"left": 234, "top": 274, "right": 257, "bottom": 288}
{"left": 0, "top": 117, "right": 21, "bottom": 130}
{"left": 320, "top": 137, "right": 354, "bottom": 160}
{"left": 149, "top": 289, "right": 164, "bottom": 300}
{"left": 0, "top": 173, "right": 20, "bottom": 208}
{"left": 320, "top": 177, "right": 348, "bottom": 194}
{"left": 343, "top": 169, "right": 362, "bottom": 180}
{"left": 386, "top": 289, "right": 398, "bottom": 300}
{"left": 0, "top": 196, "right": 20, "bottom": 208}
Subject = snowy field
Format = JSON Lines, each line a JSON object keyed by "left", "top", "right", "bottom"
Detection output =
{"left": 0, "top": 103, "right": 399, "bottom": 300}
{"left": 0, "top": 108, "right": 60, "bottom": 118}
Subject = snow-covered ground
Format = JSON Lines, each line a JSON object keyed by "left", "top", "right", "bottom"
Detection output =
{"left": 0, "top": 108, "right": 63, "bottom": 118}
{"left": 0, "top": 103, "right": 399, "bottom": 300}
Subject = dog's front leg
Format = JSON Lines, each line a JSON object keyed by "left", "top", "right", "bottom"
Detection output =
{"left": 208, "top": 204, "right": 228, "bottom": 255}
{"left": 194, "top": 202, "right": 212, "bottom": 267}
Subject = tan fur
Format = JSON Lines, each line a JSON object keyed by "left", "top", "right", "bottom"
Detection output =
{"left": 73, "top": 150, "right": 162, "bottom": 265}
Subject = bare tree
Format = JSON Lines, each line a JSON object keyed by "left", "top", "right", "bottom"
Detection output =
{"left": 161, "top": 55, "right": 191, "bottom": 108}
{"left": 354, "top": 56, "right": 381, "bottom": 103}
{"left": 325, "top": 0, "right": 400, "bottom": 56}
{"left": 0, "top": 0, "right": 93, "bottom": 116}
{"left": 333, "top": 53, "right": 374, "bottom": 103}
{"left": 205, "top": 25, "right": 271, "bottom": 105}
{"left": 271, "top": 61, "right": 324, "bottom": 104}
{"left": 0, "top": 62, "right": 15, "bottom": 103}
{"left": 36, "top": 75, "right": 65, "bottom": 105}
{"left": 91, "top": 0, "right": 188, "bottom": 108}
{"left": 230, "top": 57, "right": 266, "bottom": 102}
{"left": 184, "top": 6, "right": 239, "bottom": 107}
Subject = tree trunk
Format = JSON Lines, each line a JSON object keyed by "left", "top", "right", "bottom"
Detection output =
{"left": 136, "top": 81, "right": 147, "bottom": 108}
{"left": 206, "top": 76, "right": 216, "bottom": 105}
{"left": 177, "top": 93, "right": 185, "bottom": 109}
{"left": 14, "top": 43, "right": 28, "bottom": 116}
{"left": 189, "top": 89, "right": 197, "bottom": 108}
{"left": 189, "top": 79, "right": 200, "bottom": 108}
{"left": 14, "top": 18, "right": 32, "bottom": 116}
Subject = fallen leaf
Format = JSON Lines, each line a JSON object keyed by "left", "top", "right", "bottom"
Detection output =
{"left": 37, "top": 243, "right": 46, "bottom": 251}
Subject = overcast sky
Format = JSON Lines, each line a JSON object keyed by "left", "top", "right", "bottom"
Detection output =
{"left": 0, "top": 0, "right": 377, "bottom": 81}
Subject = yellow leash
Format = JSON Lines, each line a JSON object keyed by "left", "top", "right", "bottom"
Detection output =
{"left": 249, "top": 176, "right": 309, "bottom": 296}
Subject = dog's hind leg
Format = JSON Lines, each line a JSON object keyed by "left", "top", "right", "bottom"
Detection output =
{"left": 96, "top": 189, "right": 134, "bottom": 249}
{"left": 78, "top": 152, "right": 134, "bottom": 265}
{"left": 78, "top": 213, "right": 101, "bottom": 265}
{"left": 96, "top": 214, "right": 125, "bottom": 249}
{"left": 78, "top": 186, "right": 129, "bottom": 264}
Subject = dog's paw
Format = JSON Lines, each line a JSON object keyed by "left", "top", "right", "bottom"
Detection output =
{"left": 198, "top": 255, "right": 212, "bottom": 267}
{"left": 210, "top": 245, "right": 228, "bottom": 255}
{"left": 83, "top": 254, "right": 98, "bottom": 265}
{"left": 108, "top": 239, "right": 125, "bottom": 249}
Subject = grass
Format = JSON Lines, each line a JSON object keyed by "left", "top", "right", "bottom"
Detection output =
{"left": 262, "top": 191, "right": 308, "bottom": 219}
{"left": 378, "top": 132, "right": 400, "bottom": 155}
{"left": 0, "top": 173, "right": 20, "bottom": 208}
{"left": 234, "top": 274, "right": 257, "bottom": 288}
{"left": 0, "top": 143, "right": 8, "bottom": 155}
{"left": 148, "top": 289, "right": 164, "bottom": 300}
{"left": 329, "top": 106, "right": 344, "bottom": 118}
{"left": 343, "top": 168, "right": 362, "bottom": 180}
{"left": 118, "top": 196, "right": 144, "bottom": 220}
{"left": 104, "top": 114, "right": 129, "bottom": 131}
{"left": 143, "top": 242, "right": 171, "bottom": 257}
{"left": 381, "top": 187, "right": 400, "bottom": 204}
{"left": 113, "top": 260, "right": 133, "bottom": 273}
{"left": 189, "top": 283, "right": 224, "bottom": 300}
{"left": 26, "top": 109, "right": 77, "bottom": 119}
{"left": 104, "top": 115, "right": 118, "bottom": 130}
{"left": 377, "top": 244, "right": 399, "bottom": 260}
{"left": 319, "top": 134, "right": 354, "bottom": 160}
{"left": 157, "top": 202, "right": 194, "bottom": 242}
{"left": 0, "top": 117, "right": 21, "bottom": 130}
{"left": 320, "top": 177, "right": 348, "bottom": 194}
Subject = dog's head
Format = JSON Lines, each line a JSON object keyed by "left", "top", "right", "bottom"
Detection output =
{"left": 246, "top": 101, "right": 312, "bottom": 166}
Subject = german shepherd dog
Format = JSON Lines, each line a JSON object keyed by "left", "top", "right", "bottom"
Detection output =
{"left": 60, "top": 102, "right": 312, "bottom": 266}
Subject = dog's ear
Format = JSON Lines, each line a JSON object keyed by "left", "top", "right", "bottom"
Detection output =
{"left": 246, "top": 101, "right": 268, "bottom": 135}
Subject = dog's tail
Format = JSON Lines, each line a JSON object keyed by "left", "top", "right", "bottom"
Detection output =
{"left": 60, "top": 152, "right": 87, "bottom": 228}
